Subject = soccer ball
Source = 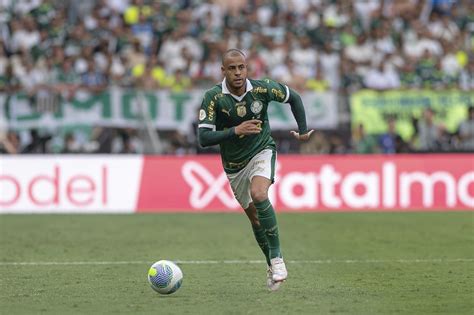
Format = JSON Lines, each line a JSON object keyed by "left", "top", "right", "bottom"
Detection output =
{"left": 147, "top": 260, "right": 183, "bottom": 294}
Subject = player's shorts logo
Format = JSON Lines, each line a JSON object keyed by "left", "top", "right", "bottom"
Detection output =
{"left": 199, "top": 109, "right": 206, "bottom": 121}
{"left": 237, "top": 105, "right": 246, "bottom": 117}
{"left": 251, "top": 100, "right": 263, "bottom": 114}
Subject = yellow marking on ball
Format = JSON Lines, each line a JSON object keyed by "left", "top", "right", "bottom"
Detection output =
{"left": 148, "top": 267, "right": 157, "bottom": 277}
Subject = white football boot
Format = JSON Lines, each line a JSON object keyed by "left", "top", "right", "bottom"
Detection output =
{"left": 266, "top": 267, "right": 282, "bottom": 291}
{"left": 270, "top": 257, "right": 288, "bottom": 282}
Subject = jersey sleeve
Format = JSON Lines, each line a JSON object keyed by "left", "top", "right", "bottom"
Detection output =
{"left": 263, "top": 78, "right": 290, "bottom": 103}
{"left": 198, "top": 91, "right": 217, "bottom": 130}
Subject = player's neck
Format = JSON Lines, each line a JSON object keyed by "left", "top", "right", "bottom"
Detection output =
{"left": 226, "top": 81, "right": 246, "bottom": 96}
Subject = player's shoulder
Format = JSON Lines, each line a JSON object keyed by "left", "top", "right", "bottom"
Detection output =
{"left": 249, "top": 78, "right": 272, "bottom": 96}
{"left": 250, "top": 78, "right": 284, "bottom": 89}
{"left": 252, "top": 78, "right": 289, "bottom": 102}
{"left": 203, "top": 84, "right": 225, "bottom": 101}
{"left": 250, "top": 78, "right": 272, "bottom": 87}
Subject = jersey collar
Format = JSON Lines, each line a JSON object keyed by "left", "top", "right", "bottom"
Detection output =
{"left": 222, "top": 78, "right": 253, "bottom": 102}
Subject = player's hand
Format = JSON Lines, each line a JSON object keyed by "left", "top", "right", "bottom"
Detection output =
{"left": 290, "top": 129, "right": 314, "bottom": 141}
{"left": 235, "top": 120, "right": 262, "bottom": 136}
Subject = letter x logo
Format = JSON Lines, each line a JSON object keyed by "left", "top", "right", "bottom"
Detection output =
{"left": 181, "top": 161, "right": 240, "bottom": 209}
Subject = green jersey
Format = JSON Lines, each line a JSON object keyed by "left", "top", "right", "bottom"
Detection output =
{"left": 198, "top": 78, "right": 290, "bottom": 174}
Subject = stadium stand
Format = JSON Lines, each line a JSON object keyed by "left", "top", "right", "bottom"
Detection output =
{"left": 0, "top": 0, "right": 472, "bottom": 154}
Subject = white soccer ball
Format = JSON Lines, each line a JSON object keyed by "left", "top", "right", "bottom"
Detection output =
{"left": 147, "top": 260, "right": 183, "bottom": 294}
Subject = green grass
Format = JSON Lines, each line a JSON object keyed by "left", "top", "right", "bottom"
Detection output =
{"left": 0, "top": 212, "right": 473, "bottom": 314}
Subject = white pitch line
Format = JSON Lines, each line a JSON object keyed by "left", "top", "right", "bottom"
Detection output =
{"left": 0, "top": 258, "right": 473, "bottom": 266}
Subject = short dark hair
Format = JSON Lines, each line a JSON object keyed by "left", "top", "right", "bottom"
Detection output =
{"left": 222, "top": 49, "right": 246, "bottom": 65}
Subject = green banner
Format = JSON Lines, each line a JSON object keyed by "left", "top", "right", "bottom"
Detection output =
{"left": 350, "top": 90, "right": 474, "bottom": 140}
{"left": 1, "top": 88, "right": 338, "bottom": 132}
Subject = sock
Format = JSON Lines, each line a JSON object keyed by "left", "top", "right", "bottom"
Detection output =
{"left": 254, "top": 199, "right": 281, "bottom": 260}
{"left": 252, "top": 224, "right": 271, "bottom": 266}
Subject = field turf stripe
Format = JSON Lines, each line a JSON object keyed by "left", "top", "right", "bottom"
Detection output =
{"left": 0, "top": 258, "right": 473, "bottom": 266}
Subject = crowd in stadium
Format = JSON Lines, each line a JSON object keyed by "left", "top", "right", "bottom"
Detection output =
{"left": 0, "top": 0, "right": 473, "bottom": 154}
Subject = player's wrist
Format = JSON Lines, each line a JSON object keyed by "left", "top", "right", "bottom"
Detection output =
{"left": 233, "top": 126, "right": 241, "bottom": 136}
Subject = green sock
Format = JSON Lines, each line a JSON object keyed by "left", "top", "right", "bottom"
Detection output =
{"left": 254, "top": 199, "right": 281, "bottom": 259}
{"left": 252, "top": 224, "right": 271, "bottom": 266}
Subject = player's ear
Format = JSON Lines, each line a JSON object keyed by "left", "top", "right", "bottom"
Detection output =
{"left": 221, "top": 65, "right": 225, "bottom": 74}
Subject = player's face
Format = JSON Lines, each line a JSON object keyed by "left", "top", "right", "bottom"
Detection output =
{"left": 222, "top": 54, "right": 247, "bottom": 93}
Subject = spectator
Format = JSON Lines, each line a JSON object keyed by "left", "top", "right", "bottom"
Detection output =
{"left": 429, "top": 11, "right": 460, "bottom": 43}
{"left": 112, "top": 129, "right": 142, "bottom": 154}
{"left": 352, "top": 123, "right": 378, "bottom": 154}
{"left": 319, "top": 42, "right": 341, "bottom": 90}
{"left": 131, "top": 11, "right": 153, "bottom": 53}
{"left": 124, "top": 39, "right": 147, "bottom": 71}
{"left": 340, "top": 58, "right": 363, "bottom": 93}
{"left": 290, "top": 36, "right": 317, "bottom": 80}
{"left": 0, "top": 130, "right": 20, "bottom": 154}
{"left": 459, "top": 59, "right": 474, "bottom": 91}
{"left": 201, "top": 50, "right": 223, "bottom": 84}
{"left": 168, "top": 69, "right": 192, "bottom": 93}
{"left": 108, "top": 54, "right": 128, "bottom": 85}
{"left": 300, "top": 131, "right": 330, "bottom": 154}
{"left": 306, "top": 62, "right": 330, "bottom": 92}
{"left": 458, "top": 106, "right": 474, "bottom": 152}
{"left": 56, "top": 57, "right": 81, "bottom": 99}
{"left": 81, "top": 59, "right": 107, "bottom": 93}
{"left": 10, "top": 17, "right": 40, "bottom": 53}
{"left": 247, "top": 47, "right": 266, "bottom": 79}
{"left": 379, "top": 118, "right": 407, "bottom": 154}
{"left": 21, "top": 129, "right": 52, "bottom": 154}
{"left": 344, "top": 33, "right": 376, "bottom": 64}
{"left": 400, "top": 61, "right": 421, "bottom": 89}
{"left": 61, "top": 132, "right": 81, "bottom": 153}
{"left": 329, "top": 134, "right": 349, "bottom": 154}
{"left": 416, "top": 108, "right": 442, "bottom": 152}
{"left": 403, "top": 21, "right": 444, "bottom": 59}
{"left": 415, "top": 48, "right": 438, "bottom": 87}
{"left": 364, "top": 60, "right": 401, "bottom": 90}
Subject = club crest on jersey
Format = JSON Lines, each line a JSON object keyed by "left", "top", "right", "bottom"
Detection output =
{"left": 251, "top": 100, "right": 263, "bottom": 114}
{"left": 236, "top": 105, "right": 246, "bottom": 117}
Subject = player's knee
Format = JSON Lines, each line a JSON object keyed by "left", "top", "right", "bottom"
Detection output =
{"left": 251, "top": 188, "right": 268, "bottom": 203}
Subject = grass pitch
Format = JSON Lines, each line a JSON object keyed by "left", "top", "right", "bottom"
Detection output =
{"left": 0, "top": 212, "right": 473, "bottom": 314}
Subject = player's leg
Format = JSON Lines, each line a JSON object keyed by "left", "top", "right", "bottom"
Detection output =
{"left": 250, "top": 176, "right": 281, "bottom": 259}
{"left": 243, "top": 203, "right": 271, "bottom": 267}
{"left": 244, "top": 199, "right": 281, "bottom": 291}
{"left": 227, "top": 168, "right": 271, "bottom": 266}
{"left": 250, "top": 176, "right": 287, "bottom": 282}
{"left": 249, "top": 149, "right": 287, "bottom": 282}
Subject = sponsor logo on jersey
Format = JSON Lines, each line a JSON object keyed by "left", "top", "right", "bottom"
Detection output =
{"left": 251, "top": 100, "right": 263, "bottom": 114}
{"left": 208, "top": 100, "right": 215, "bottom": 120}
{"left": 271, "top": 88, "right": 285, "bottom": 100}
{"left": 253, "top": 87, "right": 267, "bottom": 94}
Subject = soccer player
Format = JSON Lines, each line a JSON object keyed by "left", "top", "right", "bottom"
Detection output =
{"left": 198, "top": 49, "right": 313, "bottom": 291}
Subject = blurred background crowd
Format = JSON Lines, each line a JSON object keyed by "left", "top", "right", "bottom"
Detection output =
{"left": 0, "top": 0, "right": 473, "bottom": 155}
